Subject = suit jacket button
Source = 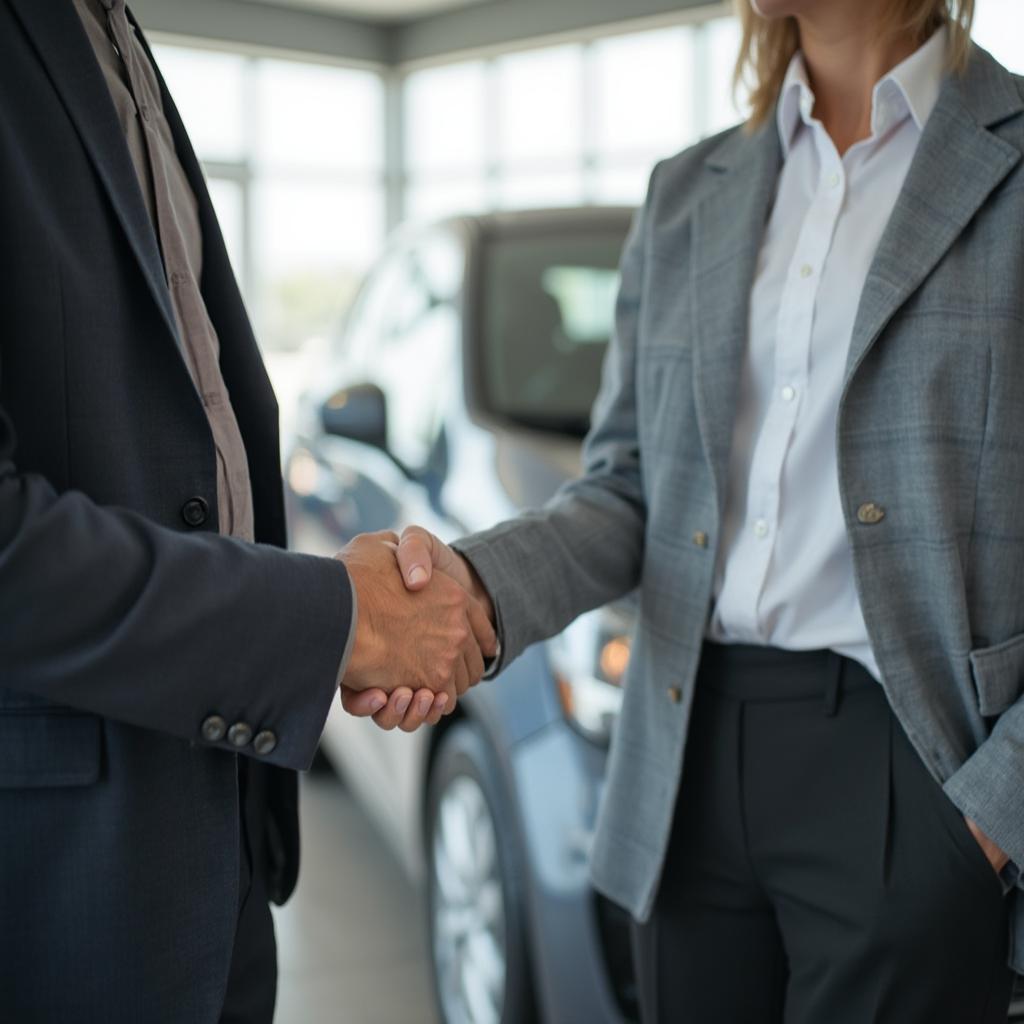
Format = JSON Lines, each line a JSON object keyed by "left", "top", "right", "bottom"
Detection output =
{"left": 253, "top": 730, "right": 278, "bottom": 756}
{"left": 228, "top": 722, "right": 253, "bottom": 748}
{"left": 857, "top": 502, "right": 886, "bottom": 525}
{"left": 201, "top": 715, "right": 227, "bottom": 742}
{"left": 181, "top": 497, "right": 209, "bottom": 528}
{"left": 667, "top": 687, "right": 682, "bottom": 704}
{"left": 692, "top": 531, "right": 709, "bottom": 549}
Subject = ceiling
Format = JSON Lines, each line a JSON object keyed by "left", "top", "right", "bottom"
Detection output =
{"left": 239, "top": 0, "right": 496, "bottom": 23}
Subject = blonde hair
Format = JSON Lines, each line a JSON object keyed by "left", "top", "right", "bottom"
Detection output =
{"left": 734, "top": 0, "right": 976, "bottom": 129}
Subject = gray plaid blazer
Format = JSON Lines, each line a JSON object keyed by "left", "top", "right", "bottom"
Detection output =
{"left": 456, "top": 44, "right": 1024, "bottom": 972}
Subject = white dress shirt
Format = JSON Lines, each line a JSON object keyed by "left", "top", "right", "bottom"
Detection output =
{"left": 708, "top": 29, "right": 948, "bottom": 680}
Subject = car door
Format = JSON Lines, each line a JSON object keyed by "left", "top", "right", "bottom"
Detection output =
{"left": 286, "top": 229, "right": 467, "bottom": 862}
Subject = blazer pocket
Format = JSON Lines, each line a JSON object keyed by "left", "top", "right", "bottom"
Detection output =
{"left": 968, "top": 633, "right": 1024, "bottom": 717}
{"left": 0, "top": 712, "right": 102, "bottom": 789}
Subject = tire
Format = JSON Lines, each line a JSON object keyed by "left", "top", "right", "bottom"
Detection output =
{"left": 426, "top": 722, "right": 537, "bottom": 1024}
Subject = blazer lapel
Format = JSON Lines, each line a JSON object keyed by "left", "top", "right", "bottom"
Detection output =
{"left": 690, "top": 122, "right": 782, "bottom": 515}
{"left": 844, "top": 46, "right": 1023, "bottom": 385}
{"left": 8, "top": 0, "right": 179, "bottom": 345}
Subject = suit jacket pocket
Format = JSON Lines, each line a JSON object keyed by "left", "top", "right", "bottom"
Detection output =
{"left": 968, "top": 633, "right": 1024, "bottom": 717}
{"left": 0, "top": 712, "right": 101, "bottom": 788}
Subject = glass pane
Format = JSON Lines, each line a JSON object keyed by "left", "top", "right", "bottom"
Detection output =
{"left": 206, "top": 177, "right": 245, "bottom": 287}
{"left": 256, "top": 60, "right": 384, "bottom": 172}
{"left": 405, "top": 177, "right": 488, "bottom": 222}
{"left": 496, "top": 45, "right": 585, "bottom": 164}
{"left": 703, "top": 16, "right": 746, "bottom": 134}
{"left": 151, "top": 45, "right": 246, "bottom": 162}
{"left": 404, "top": 62, "right": 488, "bottom": 173}
{"left": 481, "top": 221, "right": 633, "bottom": 435}
{"left": 495, "top": 170, "right": 585, "bottom": 210}
{"left": 973, "top": 0, "right": 1024, "bottom": 73}
{"left": 590, "top": 163, "right": 651, "bottom": 206}
{"left": 592, "top": 28, "right": 695, "bottom": 159}
{"left": 252, "top": 180, "right": 385, "bottom": 351}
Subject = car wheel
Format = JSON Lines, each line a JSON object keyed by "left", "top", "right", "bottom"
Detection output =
{"left": 426, "top": 722, "right": 536, "bottom": 1024}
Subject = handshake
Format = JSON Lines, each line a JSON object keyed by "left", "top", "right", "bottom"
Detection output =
{"left": 335, "top": 527, "right": 497, "bottom": 732}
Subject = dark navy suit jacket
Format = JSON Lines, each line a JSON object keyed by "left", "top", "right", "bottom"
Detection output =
{"left": 0, "top": 3, "right": 353, "bottom": 1018}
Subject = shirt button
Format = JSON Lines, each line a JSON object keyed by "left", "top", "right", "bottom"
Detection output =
{"left": 667, "top": 687, "right": 683, "bottom": 705}
{"left": 253, "top": 730, "right": 278, "bottom": 756}
{"left": 753, "top": 518, "right": 769, "bottom": 539}
{"left": 228, "top": 722, "right": 253, "bottom": 748}
{"left": 800, "top": 264, "right": 814, "bottom": 279}
{"left": 828, "top": 172, "right": 841, "bottom": 188}
{"left": 857, "top": 502, "right": 886, "bottom": 525}
{"left": 781, "top": 385, "right": 797, "bottom": 402}
{"left": 201, "top": 715, "right": 227, "bottom": 743}
{"left": 181, "top": 497, "right": 209, "bottom": 528}
{"left": 692, "top": 530, "right": 709, "bottom": 549}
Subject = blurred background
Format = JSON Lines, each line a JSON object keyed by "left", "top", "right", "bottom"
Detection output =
{"left": 133, "top": 1, "right": 1024, "bottom": 1021}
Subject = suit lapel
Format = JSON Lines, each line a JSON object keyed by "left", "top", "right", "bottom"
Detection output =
{"left": 844, "top": 46, "right": 1023, "bottom": 385}
{"left": 8, "top": 0, "right": 179, "bottom": 345}
{"left": 690, "top": 123, "right": 782, "bottom": 515}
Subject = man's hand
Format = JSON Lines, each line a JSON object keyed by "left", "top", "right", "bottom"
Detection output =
{"left": 336, "top": 532, "right": 497, "bottom": 724}
{"left": 966, "top": 817, "right": 1010, "bottom": 875}
{"left": 395, "top": 526, "right": 495, "bottom": 626}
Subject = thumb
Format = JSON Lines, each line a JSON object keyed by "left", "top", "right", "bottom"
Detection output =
{"left": 396, "top": 525, "right": 441, "bottom": 591}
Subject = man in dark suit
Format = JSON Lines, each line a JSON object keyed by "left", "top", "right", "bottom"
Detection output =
{"left": 0, "top": 1, "right": 494, "bottom": 1020}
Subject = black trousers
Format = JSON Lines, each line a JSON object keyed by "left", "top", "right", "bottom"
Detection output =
{"left": 633, "top": 643, "right": 1015, "bottom": 1024}
{"left": 220, "top": 760, "right": 278, "bottom": 1024}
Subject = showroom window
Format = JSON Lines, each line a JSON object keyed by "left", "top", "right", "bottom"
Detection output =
{"left": 152, "top": 43, "right": 386, "bottom": 355}
{"left": 402, "top": 0, "right": 1024, "bottom": 223}
{"left": 402, "top": 13, "right": 742, "bottom": 219}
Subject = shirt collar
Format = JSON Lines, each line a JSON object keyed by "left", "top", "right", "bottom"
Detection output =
{"left": 776, "top": 25, "right": 948, "bottom": 156}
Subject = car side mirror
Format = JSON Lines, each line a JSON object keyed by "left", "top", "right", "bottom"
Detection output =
{"left": 321, "top": 383, "right": 388, "bottom": 451}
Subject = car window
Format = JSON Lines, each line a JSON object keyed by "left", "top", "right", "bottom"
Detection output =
{"left": 339, "top": 231, "right": 464, "bottom": 473}
{"left": 480, "top": 226, "right": 628, "bottom": 436}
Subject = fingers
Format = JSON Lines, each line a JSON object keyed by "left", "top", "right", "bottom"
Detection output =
{"left": 396, "top": 526, "right": 438, "bottom": 590}
{"left": 466, "top": 594, "right": 498, "bottom": 660}
{"left": 371, "top": 687, "right": 415, "bottom": 731}
{"left": 398, "top": 689, "right": 449, "bottom": 733}
{"left": 463, "top": 627, "right": 486, "bottom": 687}
{"left": 365, "top": 688, "right": 452, "bottom": 732}
{"left": 427, "top": 693, "right": 450, "bottom": 725}
{"left": 340, "top": 687, "right": 388, "bottom": 717}
{"left": 453, "top": 654, "right": 471, "bottom": 699}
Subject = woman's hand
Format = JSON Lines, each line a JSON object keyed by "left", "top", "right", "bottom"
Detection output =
{"left": 965, "top": 818, "right": 1010, "bottom": 874}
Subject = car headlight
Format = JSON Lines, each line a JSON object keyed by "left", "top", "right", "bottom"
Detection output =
{"left": 547, "top": 604, "right": 635, "bottom": 745}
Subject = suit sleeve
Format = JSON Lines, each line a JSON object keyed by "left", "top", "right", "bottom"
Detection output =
{"left": 0, "top": 405, "right": 352, "bottom": 772}
{"left": 453, "top": 165, "right": 659, "bottom": 669}
{"left": 944, "top": 699, "right": 1024, "bottom": 887}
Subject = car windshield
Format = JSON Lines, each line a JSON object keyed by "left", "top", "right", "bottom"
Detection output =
{"left": 480, "top": 224, "right": 628, "bottom": 437}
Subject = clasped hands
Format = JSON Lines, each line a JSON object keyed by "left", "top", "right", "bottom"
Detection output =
{"left": 336, "top": 528, "right": 495, "bottom": 732}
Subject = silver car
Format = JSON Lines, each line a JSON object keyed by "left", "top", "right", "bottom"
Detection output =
{"left": 285, "top": 207, "right": 638, "bottom": 1024}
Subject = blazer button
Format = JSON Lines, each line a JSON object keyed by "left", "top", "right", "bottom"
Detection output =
{"left": 181, "top": 497, "right": 209, "bottom": 528}
{"left": 201, "top": 714, "right": 227, "bottom": 742}
{"left": 692, "top": 531, "right": 709, "bottom": 549}
{"left": 856, "top": 502, "right": 886, "bottom": 525}
{"left": 228, "top": 722, "right": 253, "bottom": 748}
{"left": 667, "top": 687, "right": 682, "bottom": 704}
{"left": 253, "top": 730, "right": 278, "bottom": 756}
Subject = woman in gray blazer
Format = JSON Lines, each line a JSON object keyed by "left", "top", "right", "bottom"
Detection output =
{"left": 354, "top": 0, "right": 1024, "bottom": 1019}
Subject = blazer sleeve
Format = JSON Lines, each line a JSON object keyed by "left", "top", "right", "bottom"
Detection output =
{"left": 453, "top": 164, "right": 659, "bottom": 669}
{"left": 943, "top": 699, "right": 1024, "bottom": 883}
{"left": 0, "top": 403, "right": 352, "bottom": 772}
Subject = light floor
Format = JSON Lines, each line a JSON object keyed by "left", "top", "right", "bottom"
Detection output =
{"left": 271, "top": 771, "right": 441, "bottom": 1024}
